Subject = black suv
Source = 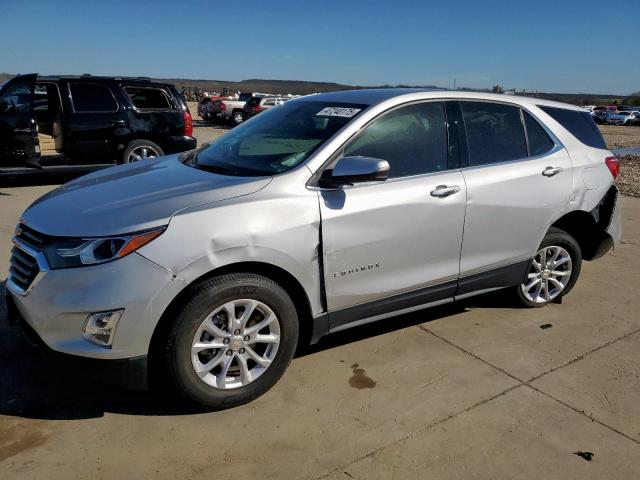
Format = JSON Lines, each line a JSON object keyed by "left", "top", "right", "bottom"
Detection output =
{"left": 0, "top": 73, "right": 196, "bottom": 169}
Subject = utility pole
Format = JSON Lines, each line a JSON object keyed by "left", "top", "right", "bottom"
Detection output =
{"left": 453, "top": 78, "right": 457, "bottom": 90}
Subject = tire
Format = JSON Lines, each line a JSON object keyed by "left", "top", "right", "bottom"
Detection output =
{"left": 232, "top": 110, "right": 244, "bottom": 126}
{"left": 120, "top": 139, "right": 164, "bottom": 164}
{"left": 164, "top": 273, "right": 299, "bottom": 409}
{"left": 514, "top": 227, "right": 582, "bottom": 308}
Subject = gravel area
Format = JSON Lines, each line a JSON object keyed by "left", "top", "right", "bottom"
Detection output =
{"left": 618, "top": 155, "right": 640, "bottom": 198}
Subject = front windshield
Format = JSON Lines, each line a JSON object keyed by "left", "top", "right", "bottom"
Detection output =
{"left": 191, "top": 100, "right": 368, "bottom": 176}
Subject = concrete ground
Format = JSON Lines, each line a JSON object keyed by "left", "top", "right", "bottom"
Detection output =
{"left": 1, "top": 155, "right": 639, "bottom": 477}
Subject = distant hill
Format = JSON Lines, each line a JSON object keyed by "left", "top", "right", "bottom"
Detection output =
{"left": 1, "top": 72, "right": 637, "bottom": 105}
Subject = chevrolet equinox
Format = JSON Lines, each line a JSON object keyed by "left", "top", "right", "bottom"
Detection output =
{"left": 6, "top": 89, "right": 621, "bottom": 408}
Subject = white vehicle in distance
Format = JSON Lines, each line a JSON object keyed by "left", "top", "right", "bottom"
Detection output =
{"left": 7, "top": 89, "right": 621, "bottom": 409}
{"left": 606, "top": 110, "right": 638, "bottom": 125}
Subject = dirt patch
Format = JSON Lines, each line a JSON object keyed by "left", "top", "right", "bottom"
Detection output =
{"left": 0, "top": 419, "right": 51, "bottom": 462}
{"left": 617, "top": 155, "right": 640, "bottom": 198}
{"left": 600, "top": 125, "right": 640, "bottom": 149}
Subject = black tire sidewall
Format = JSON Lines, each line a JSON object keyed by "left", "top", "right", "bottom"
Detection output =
{"left": 167, "top": 274, "right": 298, "bottom": 409}
{"left": 516, "top": 228, "right": 582, "bottom": 307}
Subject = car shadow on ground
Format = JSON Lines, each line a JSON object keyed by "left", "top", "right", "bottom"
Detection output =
{"left": 0, "top": 281, "right": 518, "bottom": 421}
{"left": 0, "top": 166, "right": 107, "bottom": 188}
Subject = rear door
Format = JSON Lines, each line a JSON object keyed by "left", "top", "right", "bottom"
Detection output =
{"left": 62, "top": 80, "right": 125, "bottom": 163}
{"left": 0, "top": 73, "right": 40, "bottom": 167}
{"left": 320, "top": 101, "right": 467, "bottom": 329}
{"left": 455, "top": 100, "right": 573, "bottom": 293}
{"left": 123, "top": 84, "right": 184, "bottom": 144}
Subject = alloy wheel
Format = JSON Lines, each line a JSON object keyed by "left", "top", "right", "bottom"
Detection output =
{"left": 128, "top": 145, "right": 160, "bottom": 162}
{"left": 190, "top": 299, "right": 281, "bottom": 389}
{"left": 521, "top": 246, "right": 573, "bottom": 304}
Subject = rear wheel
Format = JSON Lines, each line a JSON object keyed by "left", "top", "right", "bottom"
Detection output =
{"left": 121, "top": 139, "right": 163, "bottom": 164}
{"left": 515, "top": 227, "right": 582, "bottom": 307}
{"left": 232, "top": 110, "right": 244, "bottom": 126}
{"left": 165, "top": 273, "right": 298, "bottom": 409}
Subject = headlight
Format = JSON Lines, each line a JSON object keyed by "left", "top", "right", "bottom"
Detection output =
{"left": 43, "top": 228, "right": 164, "bottom": 269}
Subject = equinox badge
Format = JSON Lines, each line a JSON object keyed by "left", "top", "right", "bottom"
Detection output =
{"left": 333, "top": 262, "right": 380, "bottom": 278}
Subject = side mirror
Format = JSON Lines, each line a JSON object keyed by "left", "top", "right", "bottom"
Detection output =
{"left": 319, "top": 156, "right": 390, "bottom": 188}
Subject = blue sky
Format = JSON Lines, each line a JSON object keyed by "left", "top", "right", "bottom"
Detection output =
{"left": 1, "top": 0, "right": 639, "bottom": 94}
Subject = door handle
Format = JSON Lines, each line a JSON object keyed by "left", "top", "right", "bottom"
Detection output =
{"left": 430, "top": 185, "right": 461, "bottom": 198}
{"left": 542, "top": 166, "right": 563, "bottom": 177}
{"left": 110, "top": 119, "right": 126, "bottom": 126}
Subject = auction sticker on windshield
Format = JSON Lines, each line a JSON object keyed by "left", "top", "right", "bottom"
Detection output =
{"left": 316, "top": 107, "right": 361, "bottom": 118}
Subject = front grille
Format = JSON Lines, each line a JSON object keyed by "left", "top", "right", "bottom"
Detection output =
{"left": 9, "top": 246, "right": 40, "bottom": 292}
{"left": 9, "top": 224, "right": 52, "bottom": 293}
{"left": 15, "top": 224, "right": 50, "bottom": 250}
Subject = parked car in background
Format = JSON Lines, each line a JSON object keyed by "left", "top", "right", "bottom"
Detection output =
{"left": 243, "top": 96, "right": 289, "bottom": 120}
{"left": 0, "top": 73, "right": 196, "bottom": 169}
{"left": 210, "top": 98, "right": 248, "bottom": 125}
{"left": 606, "top": 110, "right": 638, "bottom": 125}
{"left": 6, "top": 89, "right": 621, "bottom": 409}
{"left": 197, "top": 97, "right": 216, "bottom": 120}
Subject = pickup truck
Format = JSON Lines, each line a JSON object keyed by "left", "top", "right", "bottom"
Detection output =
{"left": 210, "top": 92, "right": 267, "bottom": 125}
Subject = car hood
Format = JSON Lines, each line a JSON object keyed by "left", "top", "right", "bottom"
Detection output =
{"left": 21, "top": 155, "right": 272, "bottom": 237}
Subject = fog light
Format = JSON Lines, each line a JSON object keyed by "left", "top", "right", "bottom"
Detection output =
{"left": 83, "top": 310, "right": 123, "bottom": 348}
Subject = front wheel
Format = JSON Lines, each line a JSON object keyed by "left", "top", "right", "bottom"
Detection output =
{"left": 515, "top": 227, "right": 582, "bottom": 307}
{"left": 164, "top": 273, "right": 299, "bottom": 409}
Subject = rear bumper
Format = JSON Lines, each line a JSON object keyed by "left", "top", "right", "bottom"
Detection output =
{"left": 162, "top": 136, "right": 197, "bottom": 154}
{"left": 6, "top": 291, "right": 148, "bottom": 390}
{"left": 589, "top": 185, "right": 621, "bottom": 260}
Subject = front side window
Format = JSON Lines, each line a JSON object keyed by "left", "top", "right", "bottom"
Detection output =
{"left": 523, "top": 111, "right": 555, "bottom": 156}
{"left": 69, "top": 83, "right": 117, "bottom": 112}
{"left": 192, "top": 100, "right": 367, "bottom": 176}
{"left": 125, "top": 86, "right": 171, "bottom": 110}
{"left": 0, "top": 83, "right": 32, "bottom": 113}
{"left": 344, "top": 102, "right": 448, "bottom": 178}
{"left": 461, "top": 101, "right": 527, "bottom": 166}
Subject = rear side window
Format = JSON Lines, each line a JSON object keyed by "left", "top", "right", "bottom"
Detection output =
{"left": 523, "top": 111, "right": 555, "bottom": 156}
{"left": 69, "top": 83, "right": 117, "bottom": 112}
{"left": 461, "top": 102, "right": 527, "bottom": 166}
{"left": 344, "top": 102, "right": 448, "bottom": 178}
{"left": 124, "top": 86, "right": 171, "bottom": 110}
{"left": 539, "top": 106, "right": 607, "bottom": 149}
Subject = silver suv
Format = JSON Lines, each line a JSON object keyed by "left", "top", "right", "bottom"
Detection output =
{"left": 6, "top": 89, "right": 621, "bottom": 408}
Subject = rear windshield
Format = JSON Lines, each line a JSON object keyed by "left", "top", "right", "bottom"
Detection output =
{"left": 247, "top": 97, "right": 262, "bottom": 107}
{"left": 239, "top": 93, "right": 253, "bottom": 102}
{"left": 539, "top": 106, "right": 607, "bottom": 149}
{"left": 190, "top": 101, "right": 368, "bottom": 176}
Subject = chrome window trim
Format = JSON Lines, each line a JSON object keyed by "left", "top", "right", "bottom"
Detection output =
{"left": 67, "top": 82, "right": 120, "bottom": 114}
{"left": 7, "top": 236, "right": 50, "bottom": 296}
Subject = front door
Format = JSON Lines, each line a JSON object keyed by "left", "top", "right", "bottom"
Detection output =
{"left": 0, "top": 73, "right": 40, "bottom": 168}
{"left": 319, "top": 101, "right": 467, "bottom": 330}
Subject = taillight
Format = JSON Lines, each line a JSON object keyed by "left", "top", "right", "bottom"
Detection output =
{"left": 252, "top": 105, "right": 263, "bottom": 112}
{"left": 183, "top": 111, "right": 193, "bottom": 137}
{"left": 220, "top": 102, "right": 226, "bottom": 111}
{"left": 605, "top": 156, "right": 620, "bottom": 179}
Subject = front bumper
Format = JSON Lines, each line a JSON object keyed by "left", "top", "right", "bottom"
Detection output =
{"left": 6, "top": 251, "right": 187, "bottom": 360}
{"left": 6, "top": 295, "right": 148, "bottom": 390}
